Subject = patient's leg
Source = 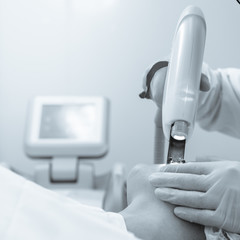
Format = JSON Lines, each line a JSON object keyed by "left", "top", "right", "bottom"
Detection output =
{"left": 120, "top": 164, "right": 205, "bottom": 240}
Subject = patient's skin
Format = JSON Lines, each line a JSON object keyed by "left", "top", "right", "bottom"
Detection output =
{"left": 120, "top": 164, "right": 205, "bottom": 240}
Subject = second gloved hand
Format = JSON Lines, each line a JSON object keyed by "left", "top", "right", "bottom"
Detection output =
{"left": 149, "top": 160, "right": 240, "bottom": 234}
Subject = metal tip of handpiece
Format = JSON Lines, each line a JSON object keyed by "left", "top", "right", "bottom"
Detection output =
{"left": 167, "top": 136, "right": 186, "bottom": 164}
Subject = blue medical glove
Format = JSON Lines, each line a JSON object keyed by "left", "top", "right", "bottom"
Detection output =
{"left": 149, "top": 160, "right": 240, "bottom": 234}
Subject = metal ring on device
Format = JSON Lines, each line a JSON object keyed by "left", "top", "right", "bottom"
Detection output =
{"left": 169, "top": 158, "right": 186, "bottom": 164}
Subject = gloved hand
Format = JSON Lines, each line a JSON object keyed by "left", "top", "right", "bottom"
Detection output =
{"left": 149, "top": 159, "right": 240, "bottom": 234}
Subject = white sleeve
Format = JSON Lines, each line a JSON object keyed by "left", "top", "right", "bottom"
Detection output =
{"left": 205, "top": 227, "right": 240, "bottom": 240}
{"left": 0, "top": 166, "right": 140, "bottom": 240}
{"left": 197, "top": 64, "right": 240, "bottom": 138}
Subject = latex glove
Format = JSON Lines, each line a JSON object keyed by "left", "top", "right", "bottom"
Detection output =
{"left": 149, "top": 160, "right": 240, "bottom": 234}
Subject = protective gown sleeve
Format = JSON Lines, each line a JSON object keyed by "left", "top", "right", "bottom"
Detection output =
{"left": 0, "top": 166, "right": 140, "bottom": 240}
{"left": 197, "top": 64, "right": 240, "bottom": 239}
{"left": 205, "top": 227, "right": 240, "bottom": 240}
{"left": 197, "top": 64, "right": 240, "bottom": 138}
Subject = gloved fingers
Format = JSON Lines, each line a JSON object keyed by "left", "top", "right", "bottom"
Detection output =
{"left": 200, "top": 73, "right": 210, "bottom": 92}
{"left": 154, "top": 188, "right": 215, "bottom": 209}
{"left": 158, "top": 162, "right": 210, "bottom": 175}
{"left": 174, "top": 207, "right": 220, "bottom": 228}
{"left": 149, "top": 172, "right": 209, "bottom": 191}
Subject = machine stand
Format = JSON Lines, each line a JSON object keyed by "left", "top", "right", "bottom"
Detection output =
{"left": 34, "top": 158, "right": 94, "bottom": 189}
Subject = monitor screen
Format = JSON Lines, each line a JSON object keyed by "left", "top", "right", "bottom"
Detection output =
{"left": 39, "top": 104, "right": 97, "bottom": 140}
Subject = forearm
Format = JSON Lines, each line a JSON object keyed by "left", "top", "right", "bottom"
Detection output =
{"left": 197, "top": 64, "right": 240, "bottom": 138}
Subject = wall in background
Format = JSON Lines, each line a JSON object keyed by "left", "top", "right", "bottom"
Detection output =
{"left": 0, "top": 0, "right": 239, "bottom": 177}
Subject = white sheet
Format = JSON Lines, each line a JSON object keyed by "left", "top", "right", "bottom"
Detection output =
{"left": 0, "top": 166, "right": 139, "bottom": 240}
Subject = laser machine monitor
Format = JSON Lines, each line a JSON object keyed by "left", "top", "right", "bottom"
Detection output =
{"left": 25, "top": 96, "right": 109, "bottom": 189}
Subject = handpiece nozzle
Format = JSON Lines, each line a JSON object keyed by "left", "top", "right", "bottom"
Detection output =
{"left": 167, "top": 121, "right": 187, "bottom": 164}
{"left": 171, "top": 121, "right": 188, "bottom": 141}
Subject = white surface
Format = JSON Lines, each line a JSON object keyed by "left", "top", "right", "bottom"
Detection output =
{"left": 0, "top": 1, "right": 239, "bottom": 176}
{"left": 54, "top": 188, "right": 105, "bottom": 208}
{"left": 0, "top": 166, "right": 139, "bottom": 240}
{"left": 25, "top": 96, "right": 109, "bottom": 157}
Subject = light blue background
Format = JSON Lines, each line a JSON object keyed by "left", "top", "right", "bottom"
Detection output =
{"left": 0, "top": 0, "right": 239, "bottom": 176}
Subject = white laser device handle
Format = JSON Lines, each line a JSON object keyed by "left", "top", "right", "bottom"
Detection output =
{"left": 162, "top": 6, "right": 206, "bottom": 141}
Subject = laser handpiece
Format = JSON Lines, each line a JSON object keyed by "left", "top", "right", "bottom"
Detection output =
{"left": 162, "top": 6, "right": 207, "bottom": 164}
